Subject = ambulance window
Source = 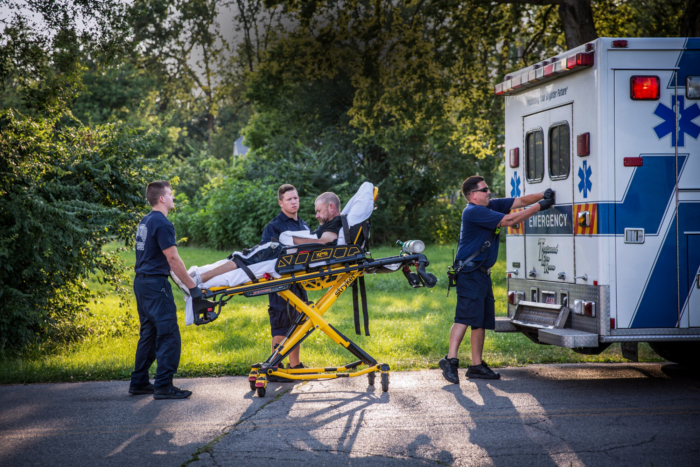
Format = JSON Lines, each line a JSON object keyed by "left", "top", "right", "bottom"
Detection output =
{"left": 549, "top": 122, "right": 570, "bottom": 179}
{"left": 525, "top": 129, "right": 544, "bottom": 183}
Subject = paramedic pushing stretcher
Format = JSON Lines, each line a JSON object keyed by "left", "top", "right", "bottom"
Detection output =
{"left": 439, "top": 176, "right": 554, "bottom": 383}
{"left": 130, "top": 181, "right": 196, "bottom": 399}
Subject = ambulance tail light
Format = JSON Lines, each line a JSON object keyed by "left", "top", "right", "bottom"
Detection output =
{"left": 566, "top": 53, "right": 594, "bottom": 70}
{"left": 612, "top": 40, "right": 628, "bottom": 48}
{"left": 574, "top": 299, "right": 596, "bottom": 317}
{"left": 508, "top": 291, "right": 524, "bottom": 305}
{"left": 630, "top": 76, "right": 660, "bottom": 100}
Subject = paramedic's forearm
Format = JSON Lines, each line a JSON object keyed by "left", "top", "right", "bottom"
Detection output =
{"left": 498, "top": 204, "right": 539, "bottom": 228}
{"left": 163, "top": 246, "right": 196, "bottom": 289}
{"left": 511, "top": 192, "right": 542, "bottom": 209}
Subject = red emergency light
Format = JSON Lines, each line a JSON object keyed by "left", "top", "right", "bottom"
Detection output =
{"left": 612, "top": 40, "right": 628, "bottom": 48}
{"left": 630, "top": 76, "right": 660, "bottom": 100}
{"left": 566, "top": 52, "right": 594, "bottom": 69}
{"left": 509, "top": 148, "right": 519, "bottom": 168}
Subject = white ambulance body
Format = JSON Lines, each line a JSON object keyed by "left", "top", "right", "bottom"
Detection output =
{"left": 496, "top": 38, "right": 700, "bottom": 363}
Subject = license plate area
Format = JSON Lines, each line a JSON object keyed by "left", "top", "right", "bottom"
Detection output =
{"left": 542, "top": 291, "right": 556, "bottom": 305}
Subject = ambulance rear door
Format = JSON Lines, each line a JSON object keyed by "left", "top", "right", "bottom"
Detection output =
{"left": 523, "top": 104, "right": 576, "bottom": 290}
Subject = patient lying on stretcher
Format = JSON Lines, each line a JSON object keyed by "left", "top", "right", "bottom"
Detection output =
{"left": 174, "top": 183, "right": 375, "bottom": 324}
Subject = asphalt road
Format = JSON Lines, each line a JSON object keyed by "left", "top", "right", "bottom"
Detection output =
{"left": 1, "top": 363, "right": 699, "bottom": 466}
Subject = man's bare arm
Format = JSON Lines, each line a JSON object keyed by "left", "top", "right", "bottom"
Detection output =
{"left": 292, "top": 231, "right": 339, "bottom": 245}
{"left": 163, "top": 245, "right": 196, "bottom": 289}
{"left": 497, "top": 204, "right": 541, "bottom": 228}
{"left": 511, "top": 192, "right": 543, "bottom": 209}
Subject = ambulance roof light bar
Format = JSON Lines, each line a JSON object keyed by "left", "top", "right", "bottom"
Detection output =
{"left": 494, "top": 51, "right": 594, "bottom": 96}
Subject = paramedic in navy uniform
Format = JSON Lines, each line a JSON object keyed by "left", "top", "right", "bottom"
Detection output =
{"left": 130, "top": 181, "right": 199, "bottom": 399}
{"left": 439, "top": 176, "right": 554, "bottom": 383}
{"left": 260, "top": 184, "right": 310, "bottom": 371}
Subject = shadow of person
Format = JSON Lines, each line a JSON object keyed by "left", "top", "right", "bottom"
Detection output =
{"left": 406, "top": 433, "right": 454, "bottom": 466}
{"left": 441, "top": 380, "right": 561, "bottom": 467}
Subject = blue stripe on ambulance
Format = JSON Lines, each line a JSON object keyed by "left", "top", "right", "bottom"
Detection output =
{"left": 667, "top": 38, "right": 700, "bottom": 89}
{"left": 597, "top": 155, "right": 688, "bottom": 235}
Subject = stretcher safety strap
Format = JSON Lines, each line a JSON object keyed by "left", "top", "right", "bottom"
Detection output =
{"left": 231, "top": 256, "right": 258, "bottom": 283}
{"left": 352, "top": 276, "right": 370, "bottom": 336}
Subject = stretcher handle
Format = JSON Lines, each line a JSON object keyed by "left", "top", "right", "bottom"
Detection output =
{"left": 417, "top": 260, "right": 438, "bottom": 288}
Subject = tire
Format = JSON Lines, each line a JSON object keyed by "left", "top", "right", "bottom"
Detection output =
{"left": 249, "top": 380, "right": 256, "bottom": 391}
{"left": 381, "top": 372, "right": 389, "bottom": 392}
{"left": 649, "top": 341, "right": 700, "bottom": 369}
{"left": 256, "top": 386, "right": 266, "bottom": 398}
{"left": 368, "top": 372, "right": 376, "bottom": 386}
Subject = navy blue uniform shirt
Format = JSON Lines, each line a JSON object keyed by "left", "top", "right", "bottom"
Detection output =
{"left": 134, "top": 211, "right": 177, "bottom": 275}
{"left": 455, "top": 198, "right": 514, "bottom": 269}
{"left": 261, "top": 212, "right": 310, "bottom": 244}
{"left": 261, "top": 211, "right": 310, "bottom": 312}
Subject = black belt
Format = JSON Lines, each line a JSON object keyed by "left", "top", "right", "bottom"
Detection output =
{"left": 135, "top": 273, "right": 169, "bottom": 279}
{"left": 457, "top": 261, "right": 491, "bottom": 275}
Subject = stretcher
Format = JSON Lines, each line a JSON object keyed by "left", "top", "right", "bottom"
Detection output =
{"left": 190, "top": 188, "right": 437, "bottom": 397}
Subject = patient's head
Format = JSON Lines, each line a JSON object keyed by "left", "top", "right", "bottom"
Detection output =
{"left": 314, "top": 192, "right": 341, "bottom": 225}
{"left": 278, "top": 184, "right": 299, "bottom": 218}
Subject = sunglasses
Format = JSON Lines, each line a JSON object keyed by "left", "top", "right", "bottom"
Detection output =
{"left": 470, "top": 187, "right": 490, "bottom": 194}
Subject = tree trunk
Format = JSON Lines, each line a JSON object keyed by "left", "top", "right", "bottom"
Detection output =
{"left": 680, "top": 0, "right": 700, "bottom": 37}
{"left": 490, "top": 0, "right": 597, "bottom": 50}
{"left": 558, "top": 0, "right": 597, "bottom": 49}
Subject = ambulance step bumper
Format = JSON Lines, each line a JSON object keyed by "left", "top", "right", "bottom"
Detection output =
{"left": 538, "top": 328, "right": 599, "bottom": 348}
{"left": 495, "top": 317, "right": 518, "bottom": 332}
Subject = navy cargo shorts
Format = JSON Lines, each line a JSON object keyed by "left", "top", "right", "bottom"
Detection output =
{"left": 454, "top": 269, "right": 495, "bottom": 330}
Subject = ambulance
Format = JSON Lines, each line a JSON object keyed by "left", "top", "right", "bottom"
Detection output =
{"left": 495, "top": 38, "right": 700, "bottom": 366}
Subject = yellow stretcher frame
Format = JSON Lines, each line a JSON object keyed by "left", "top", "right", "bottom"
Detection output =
{"left": 197, "top": 251, "right": 436, "bottom": 397}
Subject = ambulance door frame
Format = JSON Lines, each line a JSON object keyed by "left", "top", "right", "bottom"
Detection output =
{"left": 522, "top": 102, "right": 576, "bottom": 287}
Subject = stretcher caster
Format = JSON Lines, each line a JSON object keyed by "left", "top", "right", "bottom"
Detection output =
{"left": 368, "top": 372, "right": 376, "bottom": 386}
{"left": 381, "top": 372, "right": 389, "bottom": 392}
{"left": 249, "top": 380, "right": 256, "bottom": 391}
{"left": 256, "top": 386, "right": 266, "bottom": 397}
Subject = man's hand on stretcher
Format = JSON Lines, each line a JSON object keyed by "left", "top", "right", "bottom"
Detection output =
{"left": 292, "top": 231, "right": 338, "bottom": 245}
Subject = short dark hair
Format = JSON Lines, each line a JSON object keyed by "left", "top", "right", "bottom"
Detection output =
{"left": 146, "top": 180, "right": 171, "bottom": 207}
{"left": 461, "top": 176, "right": 484, "bottom": 201}
{"left": 278, "top": 184, "right": 297, "bottom": 200}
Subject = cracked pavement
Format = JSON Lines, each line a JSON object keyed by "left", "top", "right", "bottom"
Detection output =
{"left": 1, "top": 363, "right": 699, "bottom": 466}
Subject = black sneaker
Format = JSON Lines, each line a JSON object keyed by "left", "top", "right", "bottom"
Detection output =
{"left": 153, "top": 385, "right": 192, "bottom": 399}
{"left": 129, "top": 383, "right": 154, "bottom": 395}
{"left": 268, "top": 362, "right": 303, "bottom": 383}
{"left": 466, "top": 362, "right": 501, "bottom": 380}
{"left": 439, "top": 356, "right": 460, "bottom": 384}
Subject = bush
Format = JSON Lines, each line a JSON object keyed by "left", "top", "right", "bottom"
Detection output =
{"left": 0, "top": 110, "right": 157, "bottom": 351}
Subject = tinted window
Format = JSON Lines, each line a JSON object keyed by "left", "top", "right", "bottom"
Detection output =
{"left": 548, "top": 123, "right": 570, "bottom": 179}
{"left": 526, "top": 130, "right": 544, "bottom": 182}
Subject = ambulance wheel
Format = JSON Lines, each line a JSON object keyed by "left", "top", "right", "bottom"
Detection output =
{"left": 249, "top": 380, "right": 256, "bottom": 391}
{"left": 256, "top": 387, "right": 266, "bottom": 398}
{"left": 649, "top": 342, "right": 700, "bottom": 369}
{"left": 367, "top": 372, "right": 375, "bottom": 386}
{"left": 381, "top": 373, "right": 389, "bottom": 392}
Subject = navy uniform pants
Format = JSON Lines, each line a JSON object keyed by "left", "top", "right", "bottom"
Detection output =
{"left": 131, "top": 275, "right": 181, "bottom": 389}
{"left": 454, "top": 269, "right": 496, "bottom": 330}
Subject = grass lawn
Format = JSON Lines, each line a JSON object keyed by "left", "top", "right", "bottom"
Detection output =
{"left": 0, "top": 243, "right": 661, "bottom": 384}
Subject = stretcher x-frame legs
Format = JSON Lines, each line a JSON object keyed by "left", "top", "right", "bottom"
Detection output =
{"left": 248, "top": 271, "right": 390, "bottom": 397}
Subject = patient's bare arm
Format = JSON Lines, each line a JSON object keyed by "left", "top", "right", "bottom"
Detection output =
{"left": 292, "top": 231, "right": 338, "bottom": 245}
{"left": 200, "top": 260, "right": 238, "bottom": 284}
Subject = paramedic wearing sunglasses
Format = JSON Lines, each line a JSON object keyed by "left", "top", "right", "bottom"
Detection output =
{"left": 130, "top": 181, "right": 197, "bottom": 399}
{"left": 439, "top": 176, "right": 555, "bottom": 383}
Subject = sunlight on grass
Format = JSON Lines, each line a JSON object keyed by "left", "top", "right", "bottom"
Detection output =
{"left": 0, "top": 242, "right": 661, "bottom": 383}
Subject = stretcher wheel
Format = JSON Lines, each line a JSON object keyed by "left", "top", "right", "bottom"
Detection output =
{"left": 256, "top": 386, "right": 266, "bottom": 398}
{"left": 367, "top": 372, "right": 376, "bottom": 386}
{"left": 249, "top": 380, "right": 256, "bottom": 391}
{"left": 381, "top": 372, "right": 389, "bottom": 392}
